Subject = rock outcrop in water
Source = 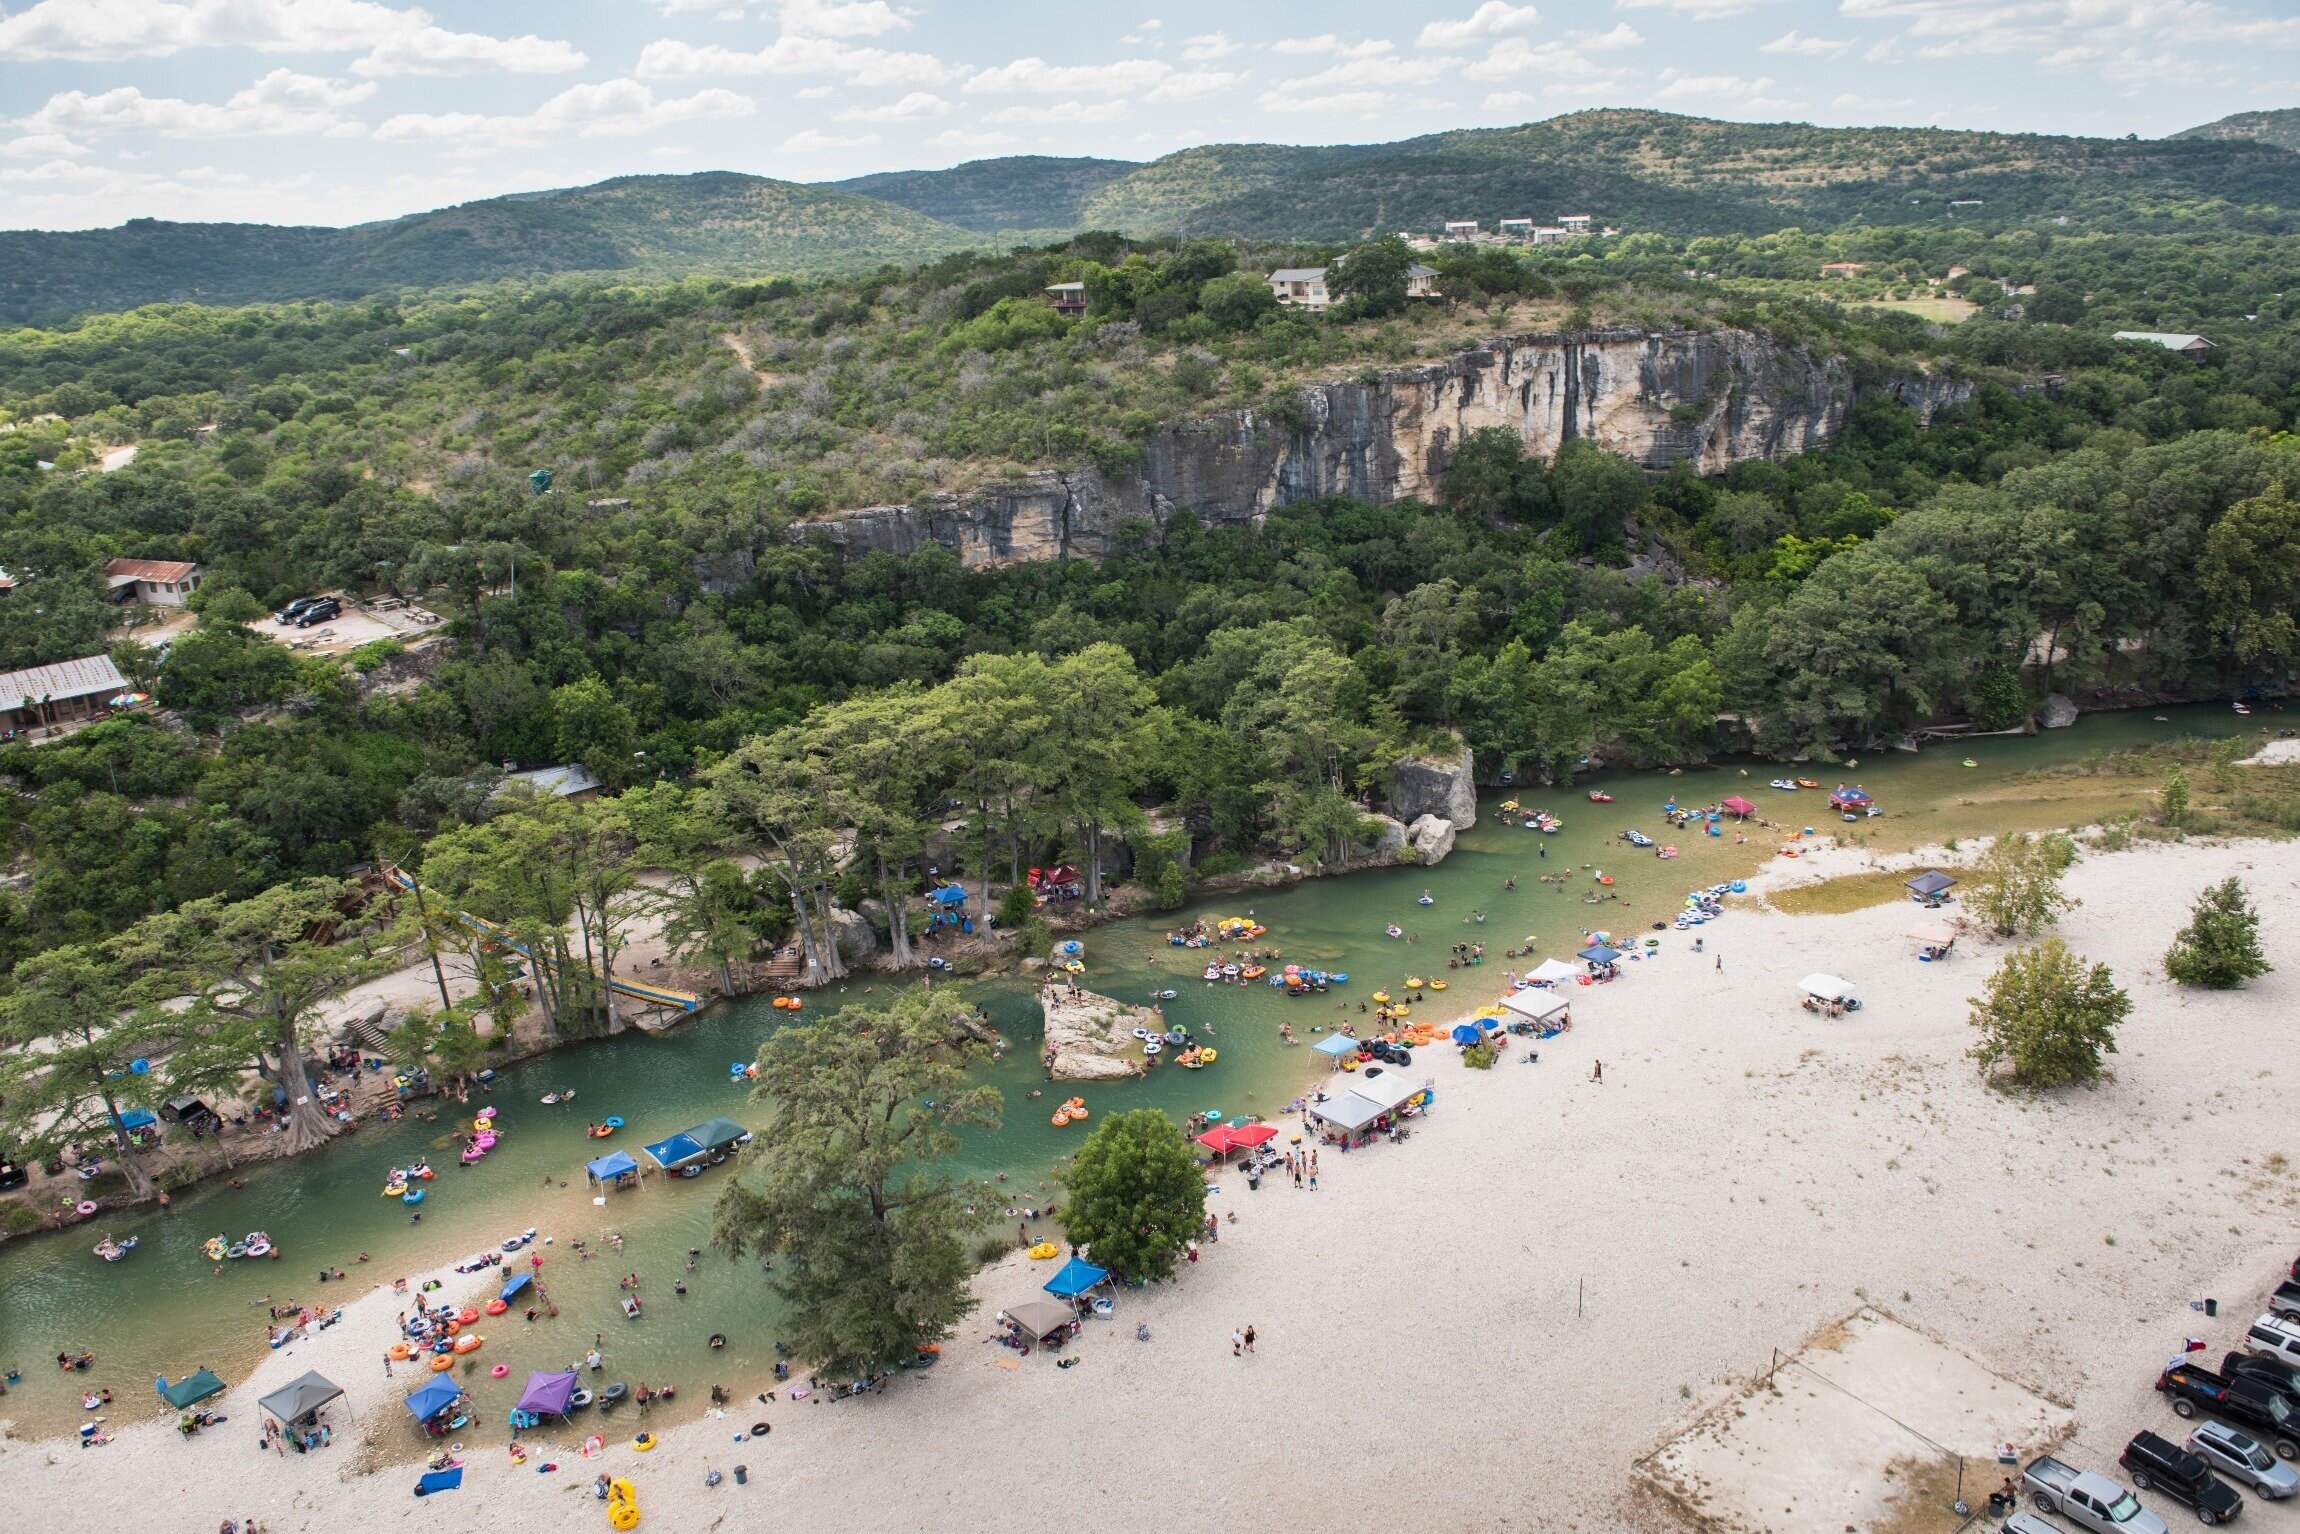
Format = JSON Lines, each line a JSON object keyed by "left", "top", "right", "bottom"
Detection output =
{"left": 1040, "top": 985, "right": 1154, "bottom": 1081}
{"left": 1390, "top": 748, "right": 1478, "bottom": 830}
{"left": 792, "top": 327, "right": 1973, "bottom": 568}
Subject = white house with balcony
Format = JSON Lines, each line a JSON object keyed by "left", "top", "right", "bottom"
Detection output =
{"left": 1266, "top": 267, "right": 1331, "bottom": 309}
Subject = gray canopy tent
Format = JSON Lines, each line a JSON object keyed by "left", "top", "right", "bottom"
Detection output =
{"left": 258, "top": 1370, "right": 344, "bottom": 1428}
{"left": 1005, "top": 1299, "right": 1076, "bottom": 1343}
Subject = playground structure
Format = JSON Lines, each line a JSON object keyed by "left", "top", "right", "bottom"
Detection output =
{"left": 379, "top": 864, "right": 704, "bottom": 1016}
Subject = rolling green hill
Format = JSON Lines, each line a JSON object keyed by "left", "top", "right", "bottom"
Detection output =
{"left": 859, "top": 110, "right": 2300, "bottom": 240}
{"left": 0, "top": 172, "right": 982, "bottom": 325}
{"left": 2174, "top": 108, "right": 2300, "bottom": 154}
{"left": 830, "top": 156, "right": 1134, "bottom": 234}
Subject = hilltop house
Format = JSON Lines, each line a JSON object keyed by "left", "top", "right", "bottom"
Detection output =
{"left": 1559, "top": 214, "right": 1592, "bottom": 234}
{"left": 1498, "top": 217, "right": 1533, "bottom": 237}
{"left": 1406, "top": 263, "right": 1442, "bottom": 299}
{"left": 1266, "top": 267, "right": 1331, "bottom": 309}
{"left": 1044, "top": 281, "right": 1087, "bottom": 316}
{"left": 0, "top": 654, "right": 129, "bottom": 735}
{"left": 1442, "top": 220, "right": 1480, "bottom": 241}
{"left": 104, "top": 557, "right": 203, "bottom": 606}
{"left": 2113, "top": 332, "right": 2214, "bottom": 357}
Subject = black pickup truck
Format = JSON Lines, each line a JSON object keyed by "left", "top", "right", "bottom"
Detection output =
{"left": 2122, "top": 1430, "right": 2245, "bottom": 1524}
{"left": 2222, "top": 1353, "right": 2300, "bottom": 1416}
{"left": 2160, "top": 1362, "right": 2300, "bottom": 1461}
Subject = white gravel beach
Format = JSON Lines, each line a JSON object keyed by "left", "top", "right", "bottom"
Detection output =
{"left": 8, "top": 835, "right": 2298, "bottom": 1533}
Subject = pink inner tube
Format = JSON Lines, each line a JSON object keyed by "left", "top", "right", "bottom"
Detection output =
{"left": 490, "top": 1365, "right": 509, "bottom": 1378}
{"left": 74, "top": 1201, "right": 97, "bottom": 1216}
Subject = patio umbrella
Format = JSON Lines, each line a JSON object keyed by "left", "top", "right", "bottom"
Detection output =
{"left": 1450, "top": 1023, "right": 1481, "bottom": 1045}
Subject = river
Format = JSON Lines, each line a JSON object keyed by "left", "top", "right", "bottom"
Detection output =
{"left": 0, "top": 703, "right": 2256, "bottom": 1437}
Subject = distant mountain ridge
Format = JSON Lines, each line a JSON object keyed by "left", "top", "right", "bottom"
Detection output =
{"left": 0, "top": 172, "right": 979, "bottom": 325}
{"left": 3, "top": 110, "right": 2298, "bottom": 325}
{"left": 2174, "top": 108, "right": 2300, "bottom": 154}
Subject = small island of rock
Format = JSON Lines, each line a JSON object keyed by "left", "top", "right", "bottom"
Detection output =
{"left": 1039, "top": 984, "right": 1156, "bottom": 1081}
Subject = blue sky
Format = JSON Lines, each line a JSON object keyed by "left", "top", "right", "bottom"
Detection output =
{"left": 0, "top": 0, "right": 2293, "bottom": 230}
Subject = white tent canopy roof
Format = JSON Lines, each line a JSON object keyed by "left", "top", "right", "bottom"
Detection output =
{"left": 1798, "top": 972, "right": 1857, "bottom": 1002}
{"left": 1352, "top": 1072, "right": 1426, "bottom": 1112}
{"left": 1908, "top": 919, "right": 1957, "bottom": 945}
{"left": 1310, "top": 1092, "right": 1388, "bottom": 1131}
{"left": 1527, "top": 958, "right": 1579, "bottom": 984}
{"left": 1501, "top": 989, "right": 1570, "bottom": 1022}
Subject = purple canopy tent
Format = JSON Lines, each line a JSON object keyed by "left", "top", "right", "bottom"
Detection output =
{"left": 516, "top": 1369, "right": 578, "bottom": 1418}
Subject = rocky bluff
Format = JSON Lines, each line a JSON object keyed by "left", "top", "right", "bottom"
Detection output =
{"left": 792, "top": 326, "right": 1971, "bottom": 567}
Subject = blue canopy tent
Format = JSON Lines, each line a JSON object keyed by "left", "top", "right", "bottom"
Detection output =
{"left": 413, "top": 1466, "right": 463, "bottom": 1496}
{"left": 1576, "top": 945, "right": 1623, "bottom": 965}
{"left": 928, "top": 884, "right": 969, "bottom": 907}
{"left": 158, "top": 1369, "right": 226, "bottom": 1409}
{"left": 499, "top": 1270, "right": 531, "bottom": 1303}
{"left": 584, "top": 1149, "right": 639, "bottom": 1188}
{"left": 402, "top": 1375, "right": 463, "bottom": 1422}
{"left": 1311, "top": 1033, "right": 1358, "bottom": 1059}
{"left": 1042, "top": 1257, "right": 1111, "bottom": 1298}
{"left": 641, "top": 1131, "right": 705, "bottom": 1170}
{"left": 112, "top": 1106, "right": 158, "bottom": 1132}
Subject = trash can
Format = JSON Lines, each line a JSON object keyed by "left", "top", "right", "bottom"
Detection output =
{"left": 733, "top": 1465, "right": 747, "bottom": 1485}
{"left": 2205, "top": 1298, "right": 2218, "bottom": 1317}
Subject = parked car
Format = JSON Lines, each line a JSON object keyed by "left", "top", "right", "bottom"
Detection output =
{"left": 2243, "top": 1315, "right": 2300, "bottom": 1375}
{"left": 2222, "top": 1353, "right": 2300, "bottom": 1415}
{"left": 2158, "top": 1362, "right": 2300, "bottom": 1459}
{"left": 2024, "top": 1455, "right": 2170, "bottom": 1534}
{"left": 294, "top": 597, "right": 341, "bottom": 627}
{"left": 2120, "top": 1430, "right": 2243, "bottom": 1524}
{"left": 2187, "top": 1423, "right": 2299, "bottom": 1500}
{"left": 2003, "top": 1514, "right": 2063, "bottom": 1534}
{"left": 2268, "top": 1281, "right": 2300, "bottom": 1322}
{"left": 273, "top": 596, "right": 320, "bottom": 623}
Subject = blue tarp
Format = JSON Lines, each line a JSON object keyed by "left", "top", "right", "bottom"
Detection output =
{"left": 1043, "top": 1257, "right": 1111, "bottom": 1297}
{"left": 585, "top": 1150, "right": 638, "bottom": 1182}
{"left": 499, "top": 1271, "right": 531, "bottom": 1303}
{"left": 1577, "top": 945, "right": 1623, "bottom": 963}
{"left": 112, "top": 1107, "right": 157, "bottom": 1131}
{"left": 403, "top": 1375, "right": 463, "bottom": 1421}
{"left": 642, "top": 1132, "right": 705, "bottom": 1171}
{"left": 414, "top": 1467, "right": 463, "bottom": 1496}
{"left": 928, "top": 884, "right": 969, "bottom": 906}
{"left": 1311, "top": 1033, "right": 1358, "bottom": 1058}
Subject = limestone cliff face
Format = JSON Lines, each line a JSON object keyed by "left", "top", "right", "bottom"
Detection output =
{"left": 795, "top": 327, "right": 1967, "bottom": 568}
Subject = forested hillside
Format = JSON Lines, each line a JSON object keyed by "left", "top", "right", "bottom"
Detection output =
{"left": 0, "top": 219, "right": 2295, "bottom": 985}
{"left": 831, "top": 157, "right": 1136, "bottom": 235}
{"left": 0, "top": 174, "right": 979, "bottom": 325}
{"left": 2175, "top": 109, "right": 2300, "bottom": 154}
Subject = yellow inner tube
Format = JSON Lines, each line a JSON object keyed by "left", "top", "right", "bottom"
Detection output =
{"left": 1198, "top": 1048, "right": 1217, "bottom": 1063}
{"left": 632, "top": 1433, "right": 656, "bottom": 1451}
{"left": 1027, "top": 1242, "right": 1059, "bottom": 1259}
{"left": 1372, "top": 991, "right": 1390, "bottom": 1003}
{"left": 1405, "top": 977, "right": 1425, "bottom": 988}
{"left": 1429, "top": 979, "right": 1448, "bottom": 990}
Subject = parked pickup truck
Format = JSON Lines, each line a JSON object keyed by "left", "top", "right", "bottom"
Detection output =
{"left": 2269, "top": 1280, "right": 2300, "bottom": 1322}
{"left": 2159, "top": 1362, "right": 2300, "bottom": 1460}
{"left": 2024, "top": 1455, "right": 2170, "bottom": 1534}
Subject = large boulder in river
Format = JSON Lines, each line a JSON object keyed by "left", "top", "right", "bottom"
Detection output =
{"left": 1040, "top": 987, "right": 1152, "bottom": 1081}
{"left": 1389, "top": 747, "right": 1477, "bottom": 829}
{"left": 1407, "top": 815, "right": 1457, "bottom": 865}
{"left": 2038, "top": 693, "right": 2078, "bottom": 729}
{"left": 1350, "top": 813, "right": 1412, "bottom": 867}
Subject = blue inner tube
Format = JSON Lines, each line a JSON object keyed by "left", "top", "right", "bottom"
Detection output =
{"left": 603, "top": 1116, "right": 625, "bottom": 1129}
{"left": 403, "top": 1188, "right": 424, "bottom": 1205}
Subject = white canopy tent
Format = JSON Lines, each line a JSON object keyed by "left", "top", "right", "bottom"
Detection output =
{"left": 1500, "top": 989, "right": 1570, "bottom": 1024}
{"left": 1797, "top": 972, "right": 1857, "bottom": 1003}
{"left": 1309, "top": 1092, "right": 1388, "bottom": 1132}
{"left": 1908, "top": 919, "right": 1957, "bottom": 948}
{"left": 1526, "top": 958, "right": 1579, "bottom": 985}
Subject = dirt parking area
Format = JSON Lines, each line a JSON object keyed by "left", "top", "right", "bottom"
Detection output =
{"left": 250, "top": 596, "right": 444, "bottom": 657}
{"left": 1644, "top": 1308, "right": 2074, "bottom": 1534}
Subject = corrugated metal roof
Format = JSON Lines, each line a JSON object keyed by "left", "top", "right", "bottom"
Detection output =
{"left": 2112, "top": 332, "right": 2212, "bottom": 350}
{"left": 105, "top": 557, "right": 201, "bottom": 584}
{"left": 1267, "top": 268, "right": 1327, "bottom": 282}
{"left": 494, "top": 763, "right": 604, "bottom": 800}
{"left": 0, "top": 653, "right": 127, "bottom": 708}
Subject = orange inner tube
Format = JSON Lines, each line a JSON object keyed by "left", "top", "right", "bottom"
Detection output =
{"left": 453, "top": 1335, "right": 482, "bottom": 1354}
{"left": 387, "top": 1343, "right": 412, "bottom": 1361}
{"left": 445, "top": 1319, "right": 461, "bottom": 1336}
{"left": 485, "top": 1299, "right": 509, "bottom": 1316}
{"left": 429, "top": 1355, "right": 456, "bottom": 1372}
{"left": 456, "top": 1308, "right": 479, "bottom": 1325}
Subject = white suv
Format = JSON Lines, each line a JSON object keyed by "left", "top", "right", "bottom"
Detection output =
{"left": 2246, "top": 1312, "right": 2300, "bottom": 1372}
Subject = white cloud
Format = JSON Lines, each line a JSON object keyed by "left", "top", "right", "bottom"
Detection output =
{"left": 1617, "top": 0, "right": 1780, "bottom": 18}
{"left": 835, "top": 90, "right": 949, "bottom": 121}
{"left": 1144, "top": 69, "right": 1246, "bottom": 101}
{"left": 1481, "top": 89, "right": 1539, "bottom": 111}
{"left": 0, "top": 0, "right": 586, "bottom": 75}
{"left": 779, "top": 0, "right": 910, "bottom": 38}
{"left": 924, "top": 126, "right": 1014, "bottom": 149}
{"left": 1460, "top": 28, "right": 1641, "bottom": 86}
{"left": 779, "top": 126, "right": 878, "bottom": 150}
{"left": 0, "top": 132, "right": 87, "bottom": 158}
{"left": 1654, "top": 68, "right": 1775, "bottom": 99}
{"left": 636, "top": 35, "right": 952, "bottom": 85}
{"left": 1272, "top": 35, "right": 1394, "bottom": 57}
{"left": 374, "top": 80, "right": 753, "bottom": 148}
{"left": 1180, "top": 31, "right": 1238, "bottom": 61}
{"left": 1257, "top": 88, "right": 1392, "bottom": 113}
{"left": 1272, "top": 54, "right": 1455, "bottom": 93}
{"left": 961, "top": 56, "right": 1173, "bottom": 94}
{"left": 24, "top": 69, "right": 377, "bottom": 139}
{"left": 1761, "top": 30, "right": 1849, "bottom": 56}
{"left": 982, "top": 99, "right": 1128, "bottom": 125}
{"left": 1417, "top": 4, "right": 1541, "bottom": 50}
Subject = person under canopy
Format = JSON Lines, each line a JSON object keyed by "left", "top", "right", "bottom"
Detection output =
{"left": 257, "top": 1370, "right": 344, "bottom": 1427}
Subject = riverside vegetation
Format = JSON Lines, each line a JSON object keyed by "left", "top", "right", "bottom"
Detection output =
{"left": 3, "top": 143, "right": 2300, "bottom": 1230}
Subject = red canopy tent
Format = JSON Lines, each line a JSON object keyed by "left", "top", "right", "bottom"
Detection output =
{"left": 1194, "top": 1126, "right": 1239, "bottom": 1154}
{"left": 1227, "top": 1123, "right": 1278, "bottom": 1148}
{"left": 1721, "top": 795, "right": 1756, "bottom": 817}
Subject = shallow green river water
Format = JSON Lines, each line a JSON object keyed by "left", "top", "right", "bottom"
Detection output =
{"left": 0, "top": 703, "right": 2257, "bottom": 1436}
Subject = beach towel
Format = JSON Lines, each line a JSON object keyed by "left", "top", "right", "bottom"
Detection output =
{"left": 414, "top": 1466, "right": 464, "bottom": 1496}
